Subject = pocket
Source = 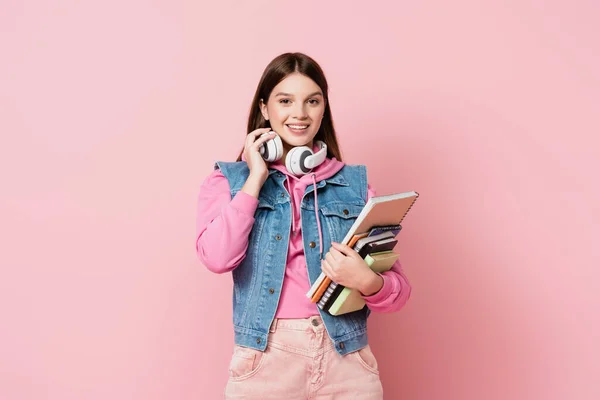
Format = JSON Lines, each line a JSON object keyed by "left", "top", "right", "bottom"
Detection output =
{"left": 354, "top": 345, "right": 379, "bottom": 375}
{"left": 319, "top": 202, "right": 364, "bottom": 242}
{"left": 228, "top": 345, "right": 266, "bottom": 381}
{"left": 319, "top": 203, "right": 363, "bottom": 219}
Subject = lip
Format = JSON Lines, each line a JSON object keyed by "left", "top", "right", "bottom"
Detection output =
{"left": 286, "top": 123, "right": 310, "bottom": 135}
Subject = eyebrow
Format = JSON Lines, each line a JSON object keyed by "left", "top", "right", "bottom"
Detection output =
{"left": 274, "top": 91, "right": 323, "bottom": 97}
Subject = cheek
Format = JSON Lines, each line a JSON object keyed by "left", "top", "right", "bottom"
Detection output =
{"left": 309, "top": 106, "right": 325, "bottom": 122}
{"left": 268, "top": 106, "right": 288, "bottom": 124}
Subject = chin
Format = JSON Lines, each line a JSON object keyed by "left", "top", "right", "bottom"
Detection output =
{"left": 283, "top": 136, "right": 312, "bottom": 147}
{"left": 279, "top": 129, "right": 319, "bottom": 148}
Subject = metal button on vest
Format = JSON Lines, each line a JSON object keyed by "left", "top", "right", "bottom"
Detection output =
{"left": 275, "top": 234, "right": 282, "bottom": 240}
{"left": 256, "top": 338, "right": 261, "bottom": 344}
{"left": 343, "top": 209, "right": 349, "bottom": 215}
{"left": 309, "top": 242, "right": 316, "bottom": 248}
{"left": 269, "top": 288, "right": 275, "bottom": 294}
{"left": 280, "top": 193, "right": 285, "bottom": 198}
{"left": 311, "top": 319, "right": 319, "bottom": 326}
{"left": 339, "top": 342, "right": 345, "bottom": 349}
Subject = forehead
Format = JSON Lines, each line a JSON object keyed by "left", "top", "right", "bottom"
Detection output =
{"left": 272, "top": 73, "right": 322, "bottom": 96}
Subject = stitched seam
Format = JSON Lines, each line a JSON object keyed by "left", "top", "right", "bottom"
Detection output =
{"left": 267, "top": 341, "right": 312, "bottom": 357}
{"left": 355, "top": 350, "right": 379, "bottom": 375}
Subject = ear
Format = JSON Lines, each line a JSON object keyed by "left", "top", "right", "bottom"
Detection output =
{"left": 259, "top": 99, "right": 269, "bottom": 121}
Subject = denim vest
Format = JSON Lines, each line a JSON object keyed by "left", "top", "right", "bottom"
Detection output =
{"left": 215, "top": 161, "right": 372, "bottom": 356}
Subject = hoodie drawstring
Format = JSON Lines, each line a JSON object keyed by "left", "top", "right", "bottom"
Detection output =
{"left": 286, "top": 175, "right": 297, "bottom": 234}
{"left": 284, "top": 171, "right": 323, "bottom": 259}
{"left": 311, "top": 173, "right": 324, "bottom": 259}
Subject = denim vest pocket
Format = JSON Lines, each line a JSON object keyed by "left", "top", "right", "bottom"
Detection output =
{"left": 320, "top": 203, "right": 363, "bottom": 218}
{"left": 319, "top": 203, "right": 364, "bottom": 243}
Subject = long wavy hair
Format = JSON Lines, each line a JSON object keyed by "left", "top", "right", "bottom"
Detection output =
{"left": 236, "top": 52, "right": 342, "bottom": 161}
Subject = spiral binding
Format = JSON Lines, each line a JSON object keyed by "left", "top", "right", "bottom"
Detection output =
{"left": 317, "top": 282, "right": 337, "bottom": 310}
{"left": 398, "top": 191, "right": 419, "bottom": 225}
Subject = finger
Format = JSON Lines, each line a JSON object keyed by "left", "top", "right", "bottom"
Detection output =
{"left": 251, "top": 132, "right": 276, "bottom": 150}
{"left": 321, "top": 259, "right": 334, "bottom": 279}
{"left": 325, "top": 251, "right": 337, "bottom": 267}
{"left": 247, "top": 132, "right": 276, "bottom": 151}
{"left": 328, "top": 246, "right": 344, "bottom": 260}
{"left": 244, "top": 128, "right": 272, "bottom": 146}
{"left": 248, "top": 127, "right": 273, "bottom": 139}
{"left": 250, "top": 127, "right": 273, "bottom": 134}
{"left": 331, "top": 242, "right": 354, "bottom": 257}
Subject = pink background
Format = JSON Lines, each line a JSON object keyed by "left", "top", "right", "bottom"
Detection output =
{"left": 1, "top": 1, "right": 599, "bottom": 399}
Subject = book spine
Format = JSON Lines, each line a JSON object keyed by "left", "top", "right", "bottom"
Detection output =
{"left": 368, "top": 226, "right": 402, "bottom": 237}
{"left": 323, "top": 285, "right": 345, "bottom": 313}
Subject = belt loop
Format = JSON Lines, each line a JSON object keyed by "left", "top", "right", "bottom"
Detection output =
{"left": 269, "top": 318, "right": 278, "bottom": 333}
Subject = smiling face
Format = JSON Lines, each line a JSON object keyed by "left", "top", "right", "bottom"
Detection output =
{"left": 259, "top": 72, "right": 326, "bottom": 157}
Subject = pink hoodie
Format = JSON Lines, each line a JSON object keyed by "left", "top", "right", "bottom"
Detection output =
{"left": 195, "top": 151, "right": 411, "bottom": 318}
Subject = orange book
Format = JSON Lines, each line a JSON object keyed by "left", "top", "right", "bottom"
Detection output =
{"left": 310, "top": 276, "right": 332, "bottom": 303}
{"left": 348, "top": 232, "right": 369, "bottom": 247}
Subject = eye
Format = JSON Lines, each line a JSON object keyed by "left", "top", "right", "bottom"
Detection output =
{"left": 279, "top": 99, "right": 291, "bottom": 104}
{"left": 308, "top": 99, "right": 320, "bottom": 105}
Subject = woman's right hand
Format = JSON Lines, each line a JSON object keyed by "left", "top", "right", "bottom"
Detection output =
{"left": 243, "top": 128, "right": 276, "bottom": 182}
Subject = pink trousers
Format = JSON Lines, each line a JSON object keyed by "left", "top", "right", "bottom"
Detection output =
{"left": 224, "top": 315, "right": 384, "bottom": 399}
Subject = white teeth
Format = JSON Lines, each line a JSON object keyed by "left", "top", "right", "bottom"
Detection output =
{"left": 288, "top": 125, "right": 308, "bottom": 129}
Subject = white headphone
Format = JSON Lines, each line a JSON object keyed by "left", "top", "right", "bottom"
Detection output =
{"left": 259, "top": 132, "right": 328, "bottom": 176}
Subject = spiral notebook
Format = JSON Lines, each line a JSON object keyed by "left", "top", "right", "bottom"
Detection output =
{"left": 306, "top": 190, "right": 419, "bottom": 312}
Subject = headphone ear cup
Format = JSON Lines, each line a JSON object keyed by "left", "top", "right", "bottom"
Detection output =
{"left": 272, "top": 134, "right": 283, "bottom": 161}
{"left": 260, "top": 133, "right": 283, "bottom": 162}
{"left": 285, "top": 146, "right": 313, "bottom": 175}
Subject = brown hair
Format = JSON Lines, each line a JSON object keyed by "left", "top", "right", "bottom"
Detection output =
{"left": 236, "top": 52, "right": 342, "bottom": 161}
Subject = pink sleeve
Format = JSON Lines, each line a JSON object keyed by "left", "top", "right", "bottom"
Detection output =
{"left": 195, "top": 169, "right": 259, "bottom": 274}
{"left": 361, "top": 184, "right": 412, "bottom": 313}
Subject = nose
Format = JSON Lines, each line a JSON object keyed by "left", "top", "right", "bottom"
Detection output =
{"left": 292, "top": 102, "right": 308, "bottom": 119}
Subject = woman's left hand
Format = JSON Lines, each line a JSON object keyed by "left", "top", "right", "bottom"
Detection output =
{"left": 321, "top": 242, "right": 384, "bottom": 296}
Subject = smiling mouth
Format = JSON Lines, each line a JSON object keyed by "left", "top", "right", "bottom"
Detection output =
{"left": 286, "top": 124, "right": 310, "bottom": 131}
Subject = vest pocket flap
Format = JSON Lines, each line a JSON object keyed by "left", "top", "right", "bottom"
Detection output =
{"left": 320, "top": 203, "right": 363, "bottom": 219}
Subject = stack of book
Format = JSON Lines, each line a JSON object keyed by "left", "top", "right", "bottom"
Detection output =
{"left": 306, "top": 191, "right": 419, "bottom": 316}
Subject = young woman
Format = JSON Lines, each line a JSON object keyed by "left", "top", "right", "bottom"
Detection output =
{"left": 196, "top": 52, "right": 411, "bottom": 399}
